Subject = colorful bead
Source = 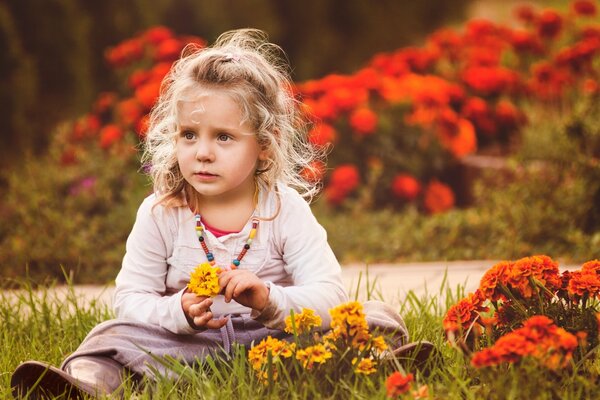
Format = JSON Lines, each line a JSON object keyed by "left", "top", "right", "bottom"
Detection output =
{"left": 194, "top": 213, "right": 259, "bottom": 269}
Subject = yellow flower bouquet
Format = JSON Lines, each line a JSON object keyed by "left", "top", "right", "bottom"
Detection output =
{"left": 187, "top": 262, "right": 221, "bottom": 297}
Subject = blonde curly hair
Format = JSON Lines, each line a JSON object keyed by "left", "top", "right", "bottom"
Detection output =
{"left": 142, "top": 29, "right": 323, "bottom": 212}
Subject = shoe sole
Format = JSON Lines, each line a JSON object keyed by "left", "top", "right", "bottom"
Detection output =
{"left": 11, "top": 361, "right": 97, "bottom": 399}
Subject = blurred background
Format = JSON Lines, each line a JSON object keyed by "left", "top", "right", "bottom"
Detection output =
{"left": 0, "top": 0, "right": 598, "bottom": 284}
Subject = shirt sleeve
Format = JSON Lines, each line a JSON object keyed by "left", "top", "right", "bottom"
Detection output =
{"left": 252, "top": 190, "right": 349, "bottom": 329}
{"left": 113, "top": 196, "right": 198, "bottom": 335}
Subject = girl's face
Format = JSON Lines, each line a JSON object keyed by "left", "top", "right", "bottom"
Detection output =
{"left": 175, "top": 87, "right": 267, "bottom": 204}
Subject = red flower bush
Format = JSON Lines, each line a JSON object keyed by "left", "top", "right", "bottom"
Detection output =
{"left": 446, "top": 256, "right": 600, "bottom": 368}
{"left": 60, "top": 1, "right": 599, "bottom": 215}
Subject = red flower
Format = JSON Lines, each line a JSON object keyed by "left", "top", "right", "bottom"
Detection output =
{"left": 93, "top": 92, "right": 118, "bottom": 115}
{"left": 423, "top": 180, "right": 455, "bottom": 214}
{"left": 329, "top": 164, "right": 360, "bottom": 194}
{"left": 461, "top": 66, "right": 520, "bottom": 96}
{"left": 495, "top": 99, "right": 525, "bottom": 131}
{"left": 135, "top": 114, "right": 150, "bottom": 139}
{"left": 536, "top": 10, "right": 563, "bottom": 39}
{"left": 308, "top": 123, "right": 337, "bottom": 147}
{"left": 514, "top": 5, "right": 537, "bottom": 24}
{"left": 443, "top": 291, "right": 485, "bottom": 334}
{"left": 99, "top": 124, "right": 124, "bottom": 149}
{"left": 471, "top": 315, "right": 578, "bottom": 370}
{"left": 572, "top": 0, "right": 597, "bottom": 16}
{"left": 128, "top": 69, "right": 151, "bottom": 89}
{"left": 391, "top": 174, "right": 421, "bottom": 201}
{"left": 117, "top": 98, "right": 143, "bottom": 127}
{"left": 510, "top": 30, "right": 545, "bottom": 55}
{"left": 386, "top": 372, "right": 413, "bottom": 397}
{"left": 72, "top": 115, "right": 101, "bottom": 140}
{"left": 479, "top": 261, "right": 513, "bottom": 301}
{"left": 300, "top": 161, "right": 326, "bottom": 184}
{"left": 143, "top": 26, "right": 173, "bottom": 45}
{"left": 349, "top": 107, "right": 378, "bottom": 135}
{"left": 135, "top": 81, "right": 162, "bottom": 111}
{"left": 153, "top": 38, "right": 184, "bottom": 62}
{"left": 461, "top": 97, "right": 497, "bottom": 136}
{"left": 436, "top": 111, "right": 477, "bottom": 158}
{"left": 105, "top": 38, "right": 145, "bottom": 68}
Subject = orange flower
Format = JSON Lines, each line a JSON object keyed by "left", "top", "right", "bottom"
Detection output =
{"left": 479, "top": 261, "right": 513, "bottom": 301}
{"left": 461, "top": 66, "right": 520, "bottom": 96}
{"left": 443, "top": 291, "right": 485, "bottom": 334}
{"left": 328, "top": 164, "right": 360, "bottom": 194}
{"left": 536, "top": 10, "right": 563, "bottom": 39}
{"left": 99, "top": 124, "right": 124, "bottom": 149}
{"left": 385, "top": 371, "right": 413, "bottom": 397}
{"left": 436, "top": 112, "right": 477, "bottom": 158}
{"left": 308, "top": 123, "right": 337, "bottom": 147}
{"left": 423, "top": 180, "right": 455, "bottom": 214}
{"left": 461, "top": 97, "right": 497, "bottom": 136}
{"left": 572, "top": 0, "right": 597, "bottom": 17}
{"left": 153, "top": 38, "right": 185, "bottom": 62}
{"left": 391, "top": 174, "right": 421, "bottom": 201}
{"left": 581, "top": 260, "right": 600, "bottom": 273}
{"left": 567, "top": 270, "right": 600, "bottom": 298}
{"left": 117, "top": 98, "right": 143, "bottom": 127}
{"left": 300, "top": 161, "right": 326, "bottom": 184}
{"left": 471, "top": 315, "right": 578, "bottom": 369}
{"left": 143, "top": 26, "right": 173, "bottom": 45}
{"left": 349, "top": 107, "right": 378, "bottom": 135}
{"left": 507, "top": 255, "right": 562, "bottom": 298}
{"left": 128, "top": 69, "right": 151, "bottom": 89}
{"left": 135, "top": 81, "right": 162, "bottom": 111}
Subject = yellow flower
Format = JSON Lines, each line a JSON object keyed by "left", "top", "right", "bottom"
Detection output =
{"left": 329, "top": 301, "right": 369, "bottom": 339}
{"left": 295, "top": 344, "right": 332, "bottom": 369}
{"left": 284, "top": 308, "right": 323, "bottom": 334}
{"left": 248, "top": 336, "right": 294, "bottom": 382}
{"left": 187, "top": 263, "right": 221, "bottom": 297}
{"left": 371, "top": 335, "right": 389, "bottom": 354}
{"left": 352, "top": 357, "right": 377, "bottom": 375}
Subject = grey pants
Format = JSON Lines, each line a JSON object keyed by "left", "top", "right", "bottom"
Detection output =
{"left": 61, "top": 315, "right": 287, "bottom": 377}
{"left": 60, "top": 300, "right": 408, "bottom": 378}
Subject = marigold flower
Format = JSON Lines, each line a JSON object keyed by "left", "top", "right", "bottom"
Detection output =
{"left": 328, "top": 164, "right": 360, "bottom": 195}
{"left": 187, "top": 263, "right": 221, "bottom": 297}
{"left": 117, "top": 98, "right": 143, "bottom": 127}
{"left": 308, "top": 123, "right": 337, "bottom": 147}
{"left": 391, "top": 173, "right": 421, "bottom": 201}
{"left": 143, "top": 26, "right": 174, "bottom": 45}
{"left": 567, "top": 270, "right": 600, "bottom": 298}
{"left": 572, "top": 0, "right": 597, "bottom": 16}
{"left": 461, "top": 66, "right": 520, "bottom": 96}
{"left": 536, "top": 10, "right": 563, "bottom": 39}
{"left": 284, "top": 308, "right": 323, "bottom": 334}
{"left": 352, "top": 357, "right": 377, "bottom": 375}
{"left": 154, "top": 38, "right": 185, "bottom": 62}
{"left": 99, "top": 124, "right": 124, "bottom": 149}
{"left": 135, "top": 80, "right": 162, "bottom": 111}
{"left": 423, "top": 180, "right": 455, "bottom": 214}
{"left": 386, "top": 371, "right": 414, "bottom": 397}
{"left": 295, "top": 344, "right": 332, "bottom": 369}
{"left": 471, "top": 315, "right": 578, "bottom": 370}
{"left": 443, "top": 291, "right": 485, "bottom": 335}
{"left": 479, "top": 261, "right": 513, "bottom": 300}
{"left": 248, "top": 336, "right": 294, "bottom": 382}
{"left": 349, "top": 107, "right": 378, "bottom": 135}
{"left": 329, "top": 301, "right": 369, "bottom": 339}
{"left": 581, "top": 260, "right": 600, "bottom": 274}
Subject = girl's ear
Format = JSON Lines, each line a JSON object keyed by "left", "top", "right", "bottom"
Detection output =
{"left": 258, "top": 148, "right": 270, "bottom": 161}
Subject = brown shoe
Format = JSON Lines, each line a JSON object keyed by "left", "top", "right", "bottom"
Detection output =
{"left": 388, "top": 341, "right": 438, "bottom": 374}
{"left": 11, "top": 360, "right": 97, "bottom": 399}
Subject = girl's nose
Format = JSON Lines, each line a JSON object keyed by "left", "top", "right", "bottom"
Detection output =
{"left": 195, "top": 140, "right": 215, "bottom": 162}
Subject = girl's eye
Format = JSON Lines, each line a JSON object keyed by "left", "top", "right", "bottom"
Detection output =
{"left": 182, "top": 131, "right": 195, "bottom": 140}
{"left": 217, "top": 133, "right": 231, "bottom": 142}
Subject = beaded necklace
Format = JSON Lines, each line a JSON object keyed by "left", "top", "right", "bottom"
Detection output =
{"left": 195, "top": 215, "right": 259, "bottom": 270}
{"left": 193, "top": 182, "right": 261, "bottom": 270}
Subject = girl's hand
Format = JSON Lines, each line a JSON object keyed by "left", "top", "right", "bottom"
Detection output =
{"left": 218, "top": 269, "right": 270, "bottom": 311}
{"left": 181, "top": 290, "right": 228, "bottom": 330}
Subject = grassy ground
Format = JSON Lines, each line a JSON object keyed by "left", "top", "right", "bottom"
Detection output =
{"left": 2, "top": 277, "right": 600, "bottom": 399}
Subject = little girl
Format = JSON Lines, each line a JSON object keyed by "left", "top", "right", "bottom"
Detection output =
{"left": 11, "top": 29, "right": 418, "bottom": 399}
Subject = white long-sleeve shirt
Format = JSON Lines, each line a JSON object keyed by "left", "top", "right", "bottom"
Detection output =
{"left": 113, "top": 185, "right": 349, "bottom": 335}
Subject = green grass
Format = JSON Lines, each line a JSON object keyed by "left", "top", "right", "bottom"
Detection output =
{"left": 2, "top": 277, "right": 600, "bottom": 399}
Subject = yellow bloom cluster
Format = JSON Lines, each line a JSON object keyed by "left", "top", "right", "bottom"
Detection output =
{"left": 284, "top": 308, "right": 323, "bottom": 334}
{"left": 248, "top": 336, "right": 295, "bottom": 382}
{"left": 187, "top": 262, "right": 221, "bottom": 297}
{"left": 248, "top": 301, "right": 390, "bottom": 382}
{"left": 295, "top": 344, "right": 333, "bottom": 369}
